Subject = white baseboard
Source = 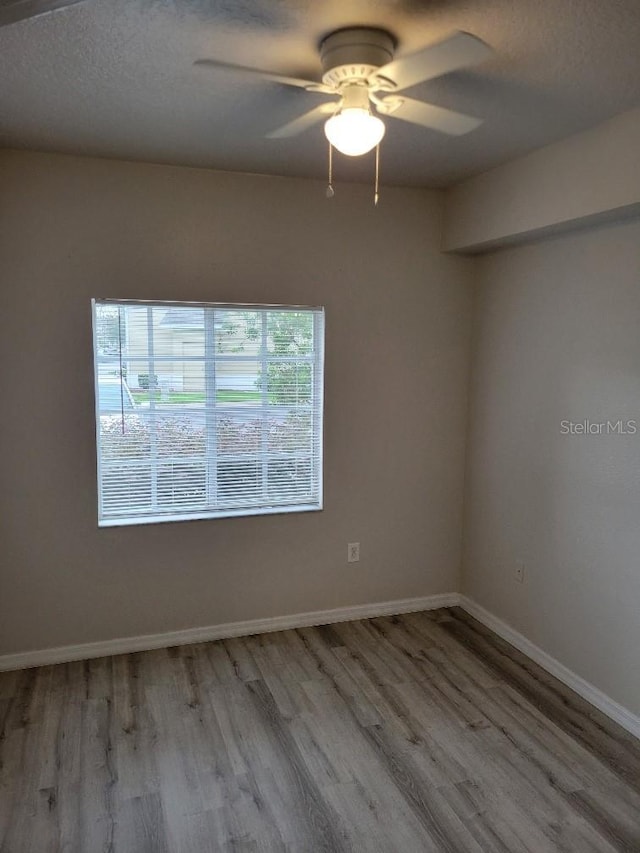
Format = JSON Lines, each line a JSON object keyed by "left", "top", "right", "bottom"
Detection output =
{"left": 459, "top": 595, "right": 640, "bottom": 741}
{"left": 3, "top": 591, "right": 637, "bottom": 742}
{"left": 0, "top": 592, "right": 461, "bottom": 673}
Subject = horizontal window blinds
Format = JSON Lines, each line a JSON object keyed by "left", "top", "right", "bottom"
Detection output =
{"left": 93, "top": 300, "right": 324, "bottom": 526}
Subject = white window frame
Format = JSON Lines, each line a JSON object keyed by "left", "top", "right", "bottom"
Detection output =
{"left": 92, "top": 299, "right": 325, "bottom": 527}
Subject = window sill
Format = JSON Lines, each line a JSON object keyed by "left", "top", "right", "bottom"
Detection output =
{"left": 98, "top": 502, "right": 323, "bottom": 528}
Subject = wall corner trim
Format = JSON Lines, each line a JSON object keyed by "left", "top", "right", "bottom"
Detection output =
{"left": 459, "top": 595, "right": 640, "bottom": 740}
{"left": 0, "top": 593, "right": 461, "bottom": 672}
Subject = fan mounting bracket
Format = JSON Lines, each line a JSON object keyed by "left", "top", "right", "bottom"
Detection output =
{"left": 320, "top": 27, "right": 396, "bottom": 88}
{"left": 370, "top": 93, "right": 401, "bottom": 114}
{"left": 322, "top": 63, "right": 381, "bottom": 88}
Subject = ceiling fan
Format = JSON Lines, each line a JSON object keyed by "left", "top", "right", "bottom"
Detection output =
{"left": 196, "top": 27, "right": 493, "bottom": 157}
{"left": 0, "top": 2, "right": 492, "bottom": 156}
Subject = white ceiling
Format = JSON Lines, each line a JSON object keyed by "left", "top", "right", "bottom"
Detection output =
{"left": 1, "top": 0, "right": 640, "bottom": 187}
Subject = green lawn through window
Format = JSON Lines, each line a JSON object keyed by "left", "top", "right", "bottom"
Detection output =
{"left": 131, "top": 390, "right": 264, "bottom": 405}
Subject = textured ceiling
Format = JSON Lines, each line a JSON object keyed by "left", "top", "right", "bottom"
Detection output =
{"left": 1, "top": 0, "right": 640, "bottom": 187}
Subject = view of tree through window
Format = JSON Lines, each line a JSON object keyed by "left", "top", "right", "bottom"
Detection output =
{"left": 93, "top": 301, "right": 324, "bottom": 525}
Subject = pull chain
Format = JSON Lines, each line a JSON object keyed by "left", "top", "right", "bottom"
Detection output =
{"left": 326, "top": 142, "right": 335, "bottom": 198}
{"left": 374, "top": 143, "right": 380, "bottom": 207}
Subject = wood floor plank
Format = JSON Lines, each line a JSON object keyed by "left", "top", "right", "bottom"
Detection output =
{"left": 1, "top": 608, "right": 638, "bottom": 851}
{"left": 440, "top": 607, "right": 640, "bottom": 793}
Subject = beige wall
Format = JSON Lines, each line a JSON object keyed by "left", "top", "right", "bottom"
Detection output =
{"left": 443, "top": 107, "right": 640, "bottom": 253}
{"left": 0, "top": 150, "right": 473, "bottom": 655}
{"left": 463, "top": 219, "right": 640, "bottom": 716}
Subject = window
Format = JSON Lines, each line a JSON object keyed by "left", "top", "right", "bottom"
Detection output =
{"left": 92, "top": 300, "right": 324, "bottom": 526}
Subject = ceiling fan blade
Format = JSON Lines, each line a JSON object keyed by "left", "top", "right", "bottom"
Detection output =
{"left": 266, "top": 102, "right": 337, "bottom": 139}
{"left": 372, "top": 31, "right": 492, "bottom": 91}
{"left": 382, "top": 96, "right": 482, "bottom": 136}
{"left": 0, "top": 0, "right": 86, "bottom": 27}
{"left": 194, "top": 59, "right": 332, "bottom": 94}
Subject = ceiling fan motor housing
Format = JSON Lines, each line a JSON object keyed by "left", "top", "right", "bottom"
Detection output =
{"left": 320, "top": 28, "right": 396, "bottom": 88}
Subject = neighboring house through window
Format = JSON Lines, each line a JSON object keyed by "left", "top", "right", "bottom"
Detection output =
{"left": 92, "top": 299, "right": 324, "bottom": 526}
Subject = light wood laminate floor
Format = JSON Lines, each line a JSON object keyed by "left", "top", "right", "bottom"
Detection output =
{"left": 1, "top": 607, "right": 639, "bottom": 852}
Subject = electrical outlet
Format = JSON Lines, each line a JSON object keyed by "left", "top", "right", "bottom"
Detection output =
{"left": 515, "top": 561, "right": 525, "bottom": 583}
{"left": 347, "top": 542, "right": 360, "bottom": 563}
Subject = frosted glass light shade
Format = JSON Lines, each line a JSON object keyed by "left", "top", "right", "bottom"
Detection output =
{"left": 324, "top": 108, "right": 385, "bottom": 156}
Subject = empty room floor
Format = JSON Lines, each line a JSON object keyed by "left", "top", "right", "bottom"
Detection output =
{"left": 1, "top": 608, "right": 639, "bottom": 852}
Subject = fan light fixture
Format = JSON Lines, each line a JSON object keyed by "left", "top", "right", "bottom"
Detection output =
{"left": 323, "top": 84, "right": 385, "bottom": 157}
{"left": 324, "top": 108, "right": 385, "bottom": 156}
